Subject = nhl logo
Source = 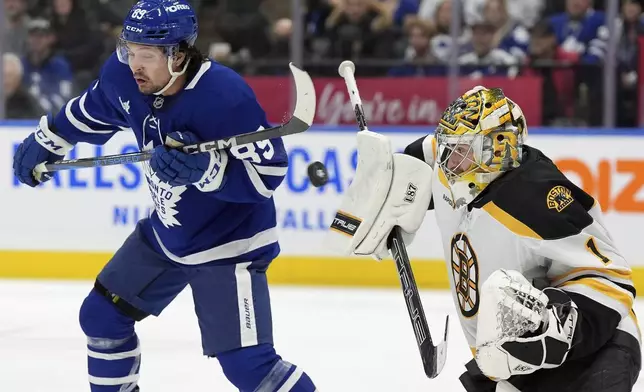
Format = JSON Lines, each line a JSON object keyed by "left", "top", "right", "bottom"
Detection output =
{"left": 153, "top": 96, "right": 164, "bottom": 109}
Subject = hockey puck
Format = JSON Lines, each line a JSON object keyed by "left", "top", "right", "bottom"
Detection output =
{"left": 307, "top": 161, "right": 328, "bottom": 187}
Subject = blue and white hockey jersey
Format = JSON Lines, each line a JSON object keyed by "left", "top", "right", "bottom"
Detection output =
{"left": 497, "top": 23, "right": 531, "bottom": 62}
{"left": 549, "top": 10, "right": 609, "bottom": 64}
{"left": 22, "top": 54, "right": 73, "bottom": 113}
{"left": 50, "top": 53, "right": 287, "bottom": 265}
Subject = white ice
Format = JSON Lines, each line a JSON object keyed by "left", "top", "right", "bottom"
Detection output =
{"left": 0, "top": 280, "right": 642, "bottom": 391}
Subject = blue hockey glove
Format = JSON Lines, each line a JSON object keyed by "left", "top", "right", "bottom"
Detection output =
{"left": 13, "top": 116, "right": 73, "bottom": 187}
{"left": 150, "top": 131, "right": 228, "bottom": 190}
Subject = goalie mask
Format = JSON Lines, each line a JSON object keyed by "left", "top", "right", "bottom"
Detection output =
{"left": 435, "top": 86, "right": 527, "bottom": 206}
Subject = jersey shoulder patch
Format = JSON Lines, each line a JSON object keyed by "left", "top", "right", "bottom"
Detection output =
{"left": 472, "top": 145, "right": 595, "bottom": 240}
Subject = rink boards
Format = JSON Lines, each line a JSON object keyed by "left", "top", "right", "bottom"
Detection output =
{"left": 2, "top": 124, "right": 644, "bottom": 290}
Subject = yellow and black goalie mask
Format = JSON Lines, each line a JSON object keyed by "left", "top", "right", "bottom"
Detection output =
{"left": 435, "top": 86, "right": 527, "bottom": 207}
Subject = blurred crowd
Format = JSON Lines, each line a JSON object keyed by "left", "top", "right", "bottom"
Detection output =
{"left": 3, "top": 0, "right": 644, "bottom": 126}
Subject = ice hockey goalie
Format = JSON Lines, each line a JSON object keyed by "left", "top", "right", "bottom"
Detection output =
{"left": 401, "top": 86, "right": 642, "bottom": 392}
{"left": 332, "top": 85, "right": 642, "bottom": 391}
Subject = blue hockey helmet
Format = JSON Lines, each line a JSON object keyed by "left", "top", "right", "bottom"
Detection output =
{"left": 117, "top": 0, "right": 199, "bottom": 94}
{"left": 120, "top": 0, "right": 197, "bottom": 48}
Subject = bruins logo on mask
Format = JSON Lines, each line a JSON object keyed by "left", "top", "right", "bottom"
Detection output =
{"left": 547, "top": 185, "right": 574, "bottom": 212}
{"left": 450, "top": 233, "right": 479, "bottom": 318}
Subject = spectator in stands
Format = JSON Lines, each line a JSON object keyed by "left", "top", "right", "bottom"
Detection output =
{"left": 252, "top": 18, "right": 293, "bottom": 75}
{"left": 393, "top": 0, "right": 420, "bottom": 27}
{"left": 22, "top": 18, "right": 73, "bottom": 114}
{"left": 418, "top": 0, "right": 544, "bottom": 29}
{"left": 468, "top": 0, "right": 544, "bottom": 28}
{"left": 50, "top": 0, "right": 104, "bottom": 87}
{"left": 549, "top": 0, "right": 608, "bottom": 125}
{"left": 212, "top": 0, "right": 273, "bottom": 60}
{"left": 3, "top": 53, "right": 43, "bottom": 119}
{"left": 616, "top": 0, "right": 644, "bottom": 127}
{"left": 549, "top": 0, "right": 608, "bottom": 63}
{"left": 429, "top": 0, "right": 470, "bottom": 63}
{"left": 458, "top": 21, "right": 518, "bottom": 79}
{"left": 323, "top": 0, "right": 396, "bottom": 66}
{"left": 526, "top": 20, "right": 579, "bottom": 125}
{"left": 483, "top": 0, "right": 530, "bottom": 63}
{"left": 194, "top": 2, "right": 225, "bottom": 59}
{"left": 388, "top": 17, "right": 444, "bottom": 76}
{"left": 4, "top": 0, "right": 31, "bottom": 56}
{"left": 270, "top": 18, "right": 292, "bottom": 59}
{"left": 305, "top": 0, "right": 334, "bottom": 56}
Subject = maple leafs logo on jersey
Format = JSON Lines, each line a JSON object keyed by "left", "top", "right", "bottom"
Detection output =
{"left": 450, "top": 233, "right": 480, "bottom": 318}
{"left": 142, "top": 141, "right": 186, "bottom": 228}
{"left": 546, "top": 185, "right": 573, "bottom": 212}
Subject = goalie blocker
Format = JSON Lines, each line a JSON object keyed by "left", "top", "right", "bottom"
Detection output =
{"left": 325, "top": 130, "right": 432, "bottom": 259}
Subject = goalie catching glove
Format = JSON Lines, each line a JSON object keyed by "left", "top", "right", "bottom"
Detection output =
{"left": 325, "top": 131, "right": 433, "bottom": 260}
{"left": 475, "top": 269, "right": 579, "bottom": 380}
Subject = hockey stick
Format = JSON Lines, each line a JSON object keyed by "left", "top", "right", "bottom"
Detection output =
{"left": 38, "top": 62, "right": 316, "bottom": 172}
{"left": 338, "top": 60, "right": 449, "bottom": 379}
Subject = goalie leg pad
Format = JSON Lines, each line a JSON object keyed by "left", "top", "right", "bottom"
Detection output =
{"left": 217, "top": 344, "right": 317, "bottom": 391}
{"left": 79, "top": 288, "right": 141, "bottom": 392}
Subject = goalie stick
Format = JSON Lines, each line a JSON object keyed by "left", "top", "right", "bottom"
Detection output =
{"left": 338, "top": 60, "right": 449, "bottom": 379}
{"left": 37, "top": 62, "right": 316, "bottom": 172}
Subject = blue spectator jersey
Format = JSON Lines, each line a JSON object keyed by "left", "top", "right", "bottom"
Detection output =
{"left": 549, "top": 10, "right": 608, "bottom": 63}
{"left": 22, "top": 54, "right": 73, "bottom": 113}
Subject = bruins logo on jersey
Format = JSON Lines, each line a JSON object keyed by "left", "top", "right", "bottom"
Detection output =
{"left": 547, "top": 185, "right": 574, "bottom": 212}
{"left": 450, "top": 233, "right": 479, "bottom": 318}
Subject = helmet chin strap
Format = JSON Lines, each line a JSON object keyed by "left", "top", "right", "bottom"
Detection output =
{"left": 154, "top": 56, "right": 191, "bottom": 96}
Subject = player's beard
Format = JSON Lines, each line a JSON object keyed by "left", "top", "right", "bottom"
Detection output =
{"left": 134, "top": 73, "right": 168, "bottom": 95}
{"left": 137, "top": 81, "right": 164, "bottom": 95}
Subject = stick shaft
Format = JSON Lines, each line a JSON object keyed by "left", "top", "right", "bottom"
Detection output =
{"left": 41, "top": 117, "right": 308, "bottom": 172}
{"left": 338, "top": 61, "right": 368, "bottom": 131}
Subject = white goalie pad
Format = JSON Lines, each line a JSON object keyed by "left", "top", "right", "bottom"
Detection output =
{"left": 325, "top": 131, "right": 433, "bottom": 257}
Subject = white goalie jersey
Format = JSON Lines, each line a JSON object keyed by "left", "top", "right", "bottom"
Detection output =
{"left": 404, "top": 135, "right": 641, "bottom": 360}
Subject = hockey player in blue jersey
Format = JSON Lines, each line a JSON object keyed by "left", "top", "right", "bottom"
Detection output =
{"left": 12, "top": 1, "right": 318, "bottom": 391}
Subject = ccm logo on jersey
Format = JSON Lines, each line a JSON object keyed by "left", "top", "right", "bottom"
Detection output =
{"left": 330, "top": 211, "right": 361, "bottom": 237}
{"left": 404, "top": 183, "right": 417, "bottom": 203}
{"left": 546, "top": 185, "right": 574, "bottom": 212}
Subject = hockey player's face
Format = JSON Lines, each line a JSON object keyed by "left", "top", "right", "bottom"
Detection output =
{"left": 445, "top": 143, "right": 475, "bottom": 175}
{"left": 125, "top": 43, "right": 170, "bottom": 95}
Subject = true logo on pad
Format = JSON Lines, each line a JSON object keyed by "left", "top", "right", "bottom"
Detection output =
{"left": 330, "top": 211, "right": 362, "bottom": 237}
